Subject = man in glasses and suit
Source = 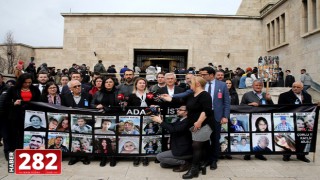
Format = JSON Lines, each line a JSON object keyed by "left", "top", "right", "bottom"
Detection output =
{"left": 61, "top": 80, "right": 91, "bottom": 108}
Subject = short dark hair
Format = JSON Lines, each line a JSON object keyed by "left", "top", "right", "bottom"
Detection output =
{"left": 199, "top": 67, "right": 216, "bottom": 75}
{"left": 30, "top": 135, "right": 44, "bottom": 144}
{"left": 98, "top": 60, "right": 102, "bottom": 63}
{"left": 156, "top": 72, "right": 165, "bottom": 78}
{"left": 30, "top": 115, "right": 42, "bottom": 122}
{"left": 286, "top": 70, "right": 291, "bottom": 73}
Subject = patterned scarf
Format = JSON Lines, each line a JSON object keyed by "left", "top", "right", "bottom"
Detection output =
{"left": 48, "top": 94, "right": 61, "bottom": 105}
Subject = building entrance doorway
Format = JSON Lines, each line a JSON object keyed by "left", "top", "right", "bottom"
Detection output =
{"left": 134, "top": 49, "right": 188, "bottom": 73}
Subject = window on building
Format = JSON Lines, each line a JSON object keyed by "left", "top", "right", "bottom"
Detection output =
{"left": 266, "top": 13, "right": 287, "bottom": 50}
{"left": 301, "top": 0, "right": 320, "bottom": 35}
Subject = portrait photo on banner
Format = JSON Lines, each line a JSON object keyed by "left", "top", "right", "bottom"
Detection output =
{"left": 94, "top": 135, "right": 116, "bottom": 154}
{"left": 219, "top": 133, "right": 229, "bottom": 153}
{"left": 70, "top": 114, "right": 93, "bottom": 134}
{"left": 230, "top": 133, "right": 251, "bottom": 152}
{"left": 24, "top": 110, "right": 47, "bottom": 131}
{"left": 274, "top": 133, "right": 296, "bottom": 152}
{"left": 47, "top": 112, "right": 69, "bottom": 132}
{"left": 118, "top": 116, "right": 141, "bottom": 135}
{"left": 273, "top": 113, "right": 294, "bottom": 132}
{"left": 118, "top": 136, "right": 140, "bottom": 154}
{"left": 164, "top": 115, "right": 177, "bottom": 124}
{"left": 296, "top": 112, "right": 316, "bottom": 132}
{"left": 71, "top": 134, "right": 93, "bottom": 153}
{"left": 143, "top": 116, "right": 162, "bottom": 135}
{"left": 47, "top": 132, "right": 70, "bottom": 152}
{"left": 251, "top": 113, "right": 271, "bottom": 132}
{"left": 229, "top": 113, "right": 250, "bottom": 132}
{"left": 94, "top": 116, "right": 116, "bottom": 135}
{"left": 23, "top": 131, "right": 46, "bottom": 150}
{"left": 142, "top": 135, "right": 162, "bottom": 154}
{"left": 252, "top": 133, "right": 273, "bottom": 153}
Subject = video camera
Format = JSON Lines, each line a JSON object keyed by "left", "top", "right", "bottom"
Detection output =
{"left": 145, "top": 106, "right": 161, "bottom": 116}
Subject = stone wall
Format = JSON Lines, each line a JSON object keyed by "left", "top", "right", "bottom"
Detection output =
{"left": 61, "top": 14, "right": 263, "bottom": 71}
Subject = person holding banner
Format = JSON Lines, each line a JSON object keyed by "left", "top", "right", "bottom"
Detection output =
{"left": 40, "top": 81, "right": 62, "bottom": 105}
{"left": 61, "top": 80, "right": 91, "bottom": 108}
{"left": 3, "top": 73, "right": 41, "bottom": 159}
{"left": 240, "top": 80, "right": 273, "bottom": 161}
{"left": 278, "top": 81, "right": 311, "bottom": 163}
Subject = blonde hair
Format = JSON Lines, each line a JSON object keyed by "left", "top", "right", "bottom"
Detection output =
{"left": 191, "top": 76, "right": 206, "bottom": 89}
{"left": 132, "top": 77, "right": 149, "bottom": 94}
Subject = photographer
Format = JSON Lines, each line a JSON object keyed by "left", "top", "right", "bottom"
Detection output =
{"left": 151, "top": 105, "right": 192, "bottom": 172}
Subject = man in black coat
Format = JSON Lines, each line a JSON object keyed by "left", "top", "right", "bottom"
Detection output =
{"left": 284, "top": 70, "right": 295, "bottom": 87}
{"left": 61, "top": 80, "right": 91, "bottom": 108}
{"left": 151, "top": 105, "right": 192, "bottom": 172}
{"left": 278, "top": 81, "right": 312, "bottom": 163}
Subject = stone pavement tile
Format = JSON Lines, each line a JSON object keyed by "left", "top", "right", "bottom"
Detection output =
{"left": 296, "top": 178, "right": 320, "bottom": 180}
{"left": 201, "top": 178, "right": 230, "bottom": 180}
{"left": 1, "top": 175, "right": 32, "bottom": 180}
{"left": 231, "top": 178, "right": 296, "bottom": 180}
{"left": 229, "top": 165, "right": 283, "bottom": 178}
{"left": 29, "top": 175, "right": 72, "bottom": 180}
{"left": 126, "top": 162, "right": 181, "bottom": 179}
{"left": 272, "top": 166, "right": 320, "bottom": 178}
{"left": 201, "top": 166, "right": 235, "bottom": 178}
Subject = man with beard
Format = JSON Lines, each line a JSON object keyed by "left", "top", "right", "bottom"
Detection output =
{"left": 36, "top": 71, "right": 49, "bottom": 94}
{"left": 49, "top": 136, "right": 68, "bottom": 152}
{"left": 24, "top": 135, "right": 45, "bottom": 149}
{"left": 117, "top": 69, "right": 135, "bottom": 97}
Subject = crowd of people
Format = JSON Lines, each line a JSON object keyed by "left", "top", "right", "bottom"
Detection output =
{"left": 0, "top": 59, "right": 317, "bottom": 179}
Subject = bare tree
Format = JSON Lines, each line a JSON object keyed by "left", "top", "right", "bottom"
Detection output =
{"left": 3, "top": 31, "right": 17, "bottom": 74}
{"left": 0, "top": 55, "right": 6, "bottom": 72}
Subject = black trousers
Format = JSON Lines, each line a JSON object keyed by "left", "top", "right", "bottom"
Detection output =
{"left": 209, "top": 120, "right": 221, "bottom": 162}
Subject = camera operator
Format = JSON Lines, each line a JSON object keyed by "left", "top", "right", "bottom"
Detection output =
{"left": 150, "top": 105, "right": 192, "bottom": 172}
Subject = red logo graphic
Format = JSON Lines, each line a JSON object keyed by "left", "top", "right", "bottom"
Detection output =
{"left": 15, "top": 149, "right": 61, "bottom": 175}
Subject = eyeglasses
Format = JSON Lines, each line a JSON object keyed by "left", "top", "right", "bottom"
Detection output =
{"left": 73, "top": 85, "right": 81, "bottom": 88}
{"left": 48, "top": 87, "right": 57, "bottom": 89}
{"left": 177, "top": 109, "right": 186, "bottom": 111}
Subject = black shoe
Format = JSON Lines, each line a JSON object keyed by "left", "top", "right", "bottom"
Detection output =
{"left": 182, "top": 165, "right": 199, "bottom": 179}
{"left": 210, "top": 161, "right": 217, "bottom": 170}
{"left": 225, "top": 155, "right": 232, "bottom": 159}
{"left": 110, "top": 157, "right": 116, "bottom": 167}
{"left": 282, "top": 156, "right": 290, "bottom": 162}
{"left": 219, "top": 155, "right": 225, "bottom": 159}
{"left": 100, "top": 157, "right": 107, "bottom": 167}
{"left": 244, "top": 155, "right": 251, "bottom": 160}
{"left": 200, "top": 164, "right": 206, "bottom": 175}
{"left": 173, "top": 162, "right": 191, "bottom": 172}
{"left": 154, "top": 159, "right": 160, "bottom": 163}
{"left": 297, "top": 156, "right": 310, "bottom": 163}
{"left": 142, "top": 157, "right": 149, "bottom": 166}
{"left": 255, "top": 155, "right": 267, "bottom": 161}
{"left": 82, "top": 157, "right": 90, "bottom": 165}
{"left": 68, "top": 157, "right": 79, "bottom": 165}
{"left": 133, "top": 157, "right": 140, "bottom": 166}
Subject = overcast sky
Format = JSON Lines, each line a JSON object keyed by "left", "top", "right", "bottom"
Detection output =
{"left": 0, "top": 0, "right": 242, "bottom": 46}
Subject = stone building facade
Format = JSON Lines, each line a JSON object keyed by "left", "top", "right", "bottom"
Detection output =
{"left": 0, "top": 0, "right": 319, "bottom": 83}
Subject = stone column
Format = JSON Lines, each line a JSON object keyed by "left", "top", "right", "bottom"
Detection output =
{"left": 308, "top": 0, "right": 314, "bottom": 31}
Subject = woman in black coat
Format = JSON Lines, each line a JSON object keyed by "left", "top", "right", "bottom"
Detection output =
{"left": 4, "top": 73, "right": 40, "bottom": 153}
{"left": 226, "top": 79, "right": 239, "bottom": 105}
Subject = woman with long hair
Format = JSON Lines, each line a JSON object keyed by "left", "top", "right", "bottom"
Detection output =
{"left": 274, "top": 134, "right": 296, "bottom": 152}
{"left": 40, "top": 81, "right": 62, "bottom": 105}
{"left": 225, "top": 79, "right": 239, "bottom": 105}
{"left": 127, "top": 77, "right": 154, "bottom": 107}
{"left": 4, "top": 73, "right": 40, "bottom": 154}
{"left": 255, "top": 117, "right": 269, "bottom": 132}
{"left": 56, "top": 117, "right": 69, "bottom": 132}
{"left": 161, "top": 76, "right": 213, "bottom": 178}
{"left": 90, "top": 77, "right": 120, "bottom": 111}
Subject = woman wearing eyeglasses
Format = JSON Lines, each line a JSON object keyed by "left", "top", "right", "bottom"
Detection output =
{"left": 40, "top": 81, "right": 62, "bottom": 105}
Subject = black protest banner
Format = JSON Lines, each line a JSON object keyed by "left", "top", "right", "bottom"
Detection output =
{"left": 23, "top": 102, "right": 318, "bottom": 156}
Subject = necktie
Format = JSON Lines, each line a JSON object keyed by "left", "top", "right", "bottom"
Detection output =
{"left": 208, "top": 82, "right": 212, "bottom": 95}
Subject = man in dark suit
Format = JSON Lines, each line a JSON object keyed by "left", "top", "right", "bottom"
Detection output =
{"left": 34, "top": 71, "right": 50, "bottom": 94}
{"left": 278, "top": 81, "right": 312, "bottom": 163}
{"left": 61, "top": 80, "right": 91, "bottom": 165}
{"left": 157, "top": 73, "right": 185, "bottom": 96}
{"left": 151, "top": 105, "right": 192, "bottom": 172}
{"left": 61, "top": 72, "right": 90, "bottom": 95}
{"left": 199, "top": 67, "right": 230, "bottom": 170}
